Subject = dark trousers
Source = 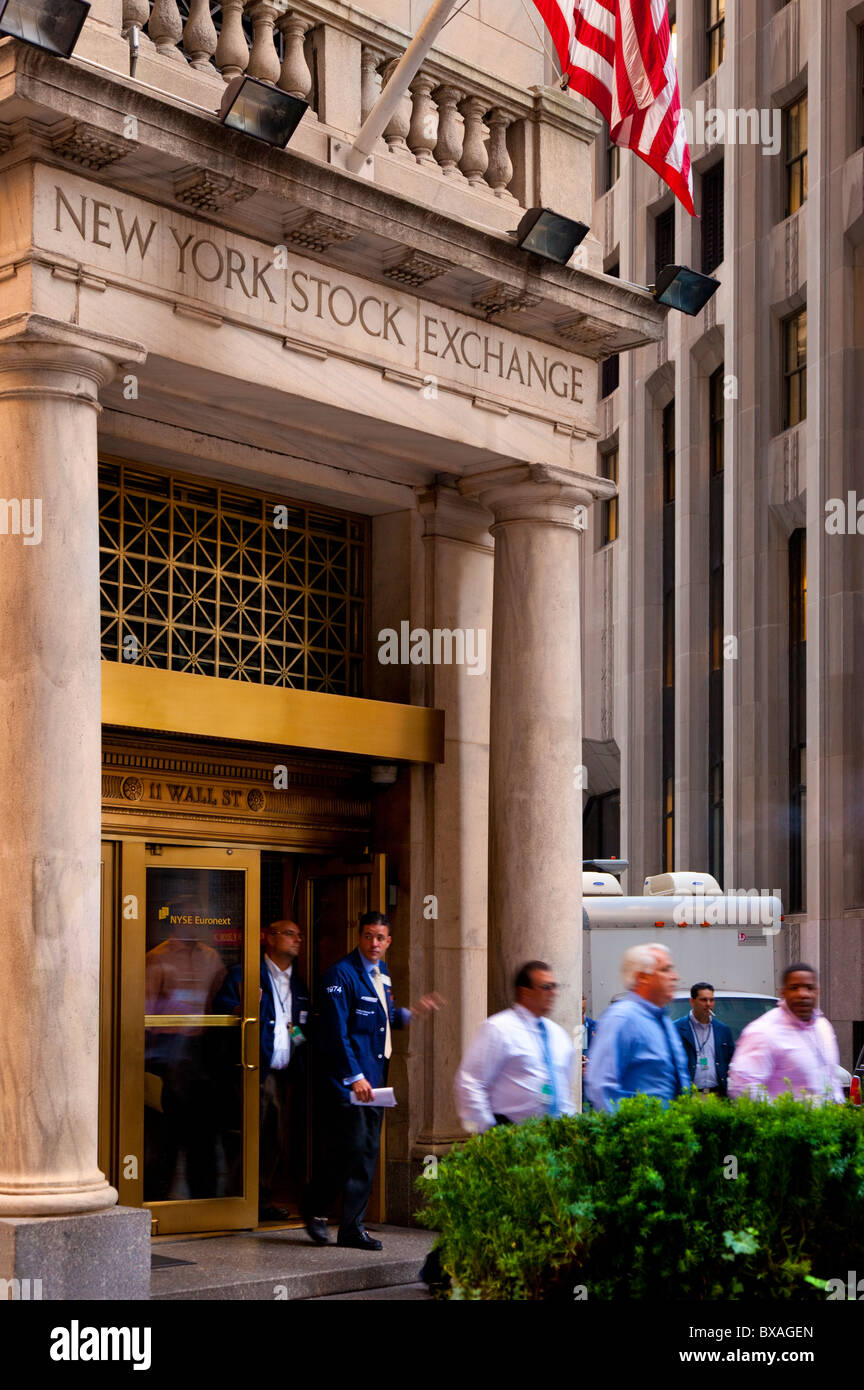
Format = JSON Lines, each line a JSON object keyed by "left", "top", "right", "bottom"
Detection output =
{"left": 259, "top": 1067, "right": 305, "bottom": 1207}
{"left": 306, "top": 1099, "right": 383, "bottom": 1233}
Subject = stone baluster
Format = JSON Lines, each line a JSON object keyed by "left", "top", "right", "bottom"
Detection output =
{"left": 380, "top": 56, "right": 413, "bottom": 159}
{"left": 147, "top": 0, "right": 184, "bottom": 61}
{"left": 245, "top": 0, "right": 281, "bottom": 85}
{"left": 215, "top": 0, "right": 249, "bottom": 81}
{"left": 433, "top": 85, "right": 466, "bottom": 179}
{"left": 182, "top": 0, "right": 217, "bottom": 71}
{"left": 277, "top": 12, "right": 313, "bottom": 102}
{"left": 407, "top": 72, "right": 439, "bottom": 166}
{"left": 485, "top": 107, "right": 515, "bottom": 198}
{"left": 360, "top": 45, "right": 384, "bottom": 122}
{"left": 459, "top": 95, "right": 489, "bottom": 187}
{"left": 122, "top": 0, "right": 150, "bottom": 34}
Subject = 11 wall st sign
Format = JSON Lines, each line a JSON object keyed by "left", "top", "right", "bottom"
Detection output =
{"left": 33, "top": 168, "right": 589, "bottom": 423}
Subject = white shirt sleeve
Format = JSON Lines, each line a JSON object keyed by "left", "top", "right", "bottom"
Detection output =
{"left": 454, "top": 1019, "right": 507, "bottom": 1134}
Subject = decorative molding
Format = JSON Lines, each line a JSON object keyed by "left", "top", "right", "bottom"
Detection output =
{"left": 173, "top": 169, "right": 256, "bottom": 212}
{"left": 555, "top": 312, "right": 619, "bottom": 352}
{"left": 471, "top": 281, "right": 543, "bottom": 316}
{"left": 102, "top": 737, "right": 373, "bottom": 843}
{"left": 281, "top": 210, "right": 357, "bottom": 253}
{"left": 49, "top": 121, "right": 134, "bottom": 170}
{"left": 382, "top": 248, "right": 450, "bottom": 287}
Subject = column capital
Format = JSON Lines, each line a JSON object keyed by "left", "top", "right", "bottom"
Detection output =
{"left": 0, "top": 314, "right": 146, "bottom": 401}
{"left": 458, "top": 462, "right": 616, "bottom": 529}
{"left": 416, "top": 482, "right": 494, "bottom": 547}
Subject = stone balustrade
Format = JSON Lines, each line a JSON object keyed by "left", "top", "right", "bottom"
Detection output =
{"left": 120, "top": 0, "right": 534, "bottom": 204}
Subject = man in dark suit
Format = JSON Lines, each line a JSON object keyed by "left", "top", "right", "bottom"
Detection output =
{"left": 216, "top": 920, "right": 310, "bottom": 1221}
{"left": 303, "top": 910, "right": 441, "bottom": 1251}
{"left": 674, "top": 981, "right": 735, "bottom": 1096}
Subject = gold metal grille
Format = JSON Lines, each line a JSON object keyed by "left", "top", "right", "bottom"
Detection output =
{"left": 99, "top": 460, "right": 368, "bottom": 695}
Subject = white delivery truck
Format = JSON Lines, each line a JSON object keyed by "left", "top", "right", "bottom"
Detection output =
{"left": 582, "top": 862, "right": 781, "bottom": 1018}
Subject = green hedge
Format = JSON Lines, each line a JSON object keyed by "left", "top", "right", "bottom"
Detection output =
{"left": 417, "top": 1094, "right": 864, "bottom": 1300}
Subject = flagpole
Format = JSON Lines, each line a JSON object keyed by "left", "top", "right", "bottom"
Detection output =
{"left": 343, "top": 0, "right": 463, "bottom": 174}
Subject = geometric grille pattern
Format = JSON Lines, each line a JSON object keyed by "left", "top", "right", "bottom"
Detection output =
{"left": 99, "top": 460, "right": 368, "bottom": 696}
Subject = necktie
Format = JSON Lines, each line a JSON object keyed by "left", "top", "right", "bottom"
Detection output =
{"left": 537, "top": 1018, "right": 559, "bottom": 1116}
{"left": 370, "top": 966, "right": 392, "bottom": 1060}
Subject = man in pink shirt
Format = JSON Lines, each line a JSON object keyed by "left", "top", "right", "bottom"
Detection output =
{"left": 728, "top": 963, "right": 843, "bottom": 1104}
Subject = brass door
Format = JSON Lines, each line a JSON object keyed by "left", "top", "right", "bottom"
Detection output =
{"left": 117, "top": 842, "right": 261, "bottom": 1234}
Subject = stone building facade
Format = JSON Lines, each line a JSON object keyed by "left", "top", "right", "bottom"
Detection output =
{"left": 0, "top": 1, "right": 663, "bottom": 1292}
{"left": 582, "top": 0, "right": 864, "bottom": 1065}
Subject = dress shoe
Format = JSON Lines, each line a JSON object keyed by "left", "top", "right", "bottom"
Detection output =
{"left": 304, "top": 1215, "right": 331, "bottom": 1246}
{"left": 258, "top": 1204, "right": 290, "bottom": 1223}
{"left": 337, "top": 1227, "right": 382, "bottom": 1251}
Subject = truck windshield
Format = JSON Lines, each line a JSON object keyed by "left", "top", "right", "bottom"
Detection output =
{"left": 666, "top": 996, "right": 778, "bottom": 1042}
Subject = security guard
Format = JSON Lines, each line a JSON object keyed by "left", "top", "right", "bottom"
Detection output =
{"left": 303, "top": 910, "right": 440, "bottom": 1250}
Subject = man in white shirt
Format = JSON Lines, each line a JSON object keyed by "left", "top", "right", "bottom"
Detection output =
{"left": 454, "top": 960, "right": 577, "bottom": 1133}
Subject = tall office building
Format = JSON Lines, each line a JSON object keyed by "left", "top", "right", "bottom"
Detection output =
{"left": 582, "top": 0, "right": 864, "bottom": 1064}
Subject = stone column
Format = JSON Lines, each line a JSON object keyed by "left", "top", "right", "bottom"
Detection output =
{"left": 0, "top": 315, "right": 149, "bottom": 1296}
{"left": 460, "top": 464, "right": 615, "bottom": 1047}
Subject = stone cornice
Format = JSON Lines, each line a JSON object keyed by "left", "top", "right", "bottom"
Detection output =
{"left": 0, "top": 47, "right": 664, "bottom": 357}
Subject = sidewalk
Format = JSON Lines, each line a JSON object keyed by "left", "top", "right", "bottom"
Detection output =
{"left": 150, "top": 1224, "right": 434, "bottom": 1301}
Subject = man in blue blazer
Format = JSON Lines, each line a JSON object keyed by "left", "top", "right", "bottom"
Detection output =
{"left": 303, "top": 910, "right": 440, "bottom": 1251}
{"left": 216, "top": 920, "right": 310, "bottom": 1221}
{"left": 674, "top": 981, "right": 735, "bottom": 1096}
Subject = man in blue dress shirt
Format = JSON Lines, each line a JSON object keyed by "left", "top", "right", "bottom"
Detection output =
{"left": 585, "top": 943, "right": 691, "bottom": 1112}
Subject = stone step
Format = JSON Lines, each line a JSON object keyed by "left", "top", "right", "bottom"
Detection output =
{"left": 306, "top": 1281, "right": 431, "bottom": 1300}
{"left": 150, "top": 1225, "right": 433, "bottom": 1301}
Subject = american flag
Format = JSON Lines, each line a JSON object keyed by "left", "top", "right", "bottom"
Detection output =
{"left": 532, "top": 0, "right": 695, "bottom": 215}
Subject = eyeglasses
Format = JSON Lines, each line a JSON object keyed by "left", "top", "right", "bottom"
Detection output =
{"left": 269, "top": 930, "right": 301, "bottom": 939}
{"left": 536, "top": 983, "right": 559, "bottom": 992}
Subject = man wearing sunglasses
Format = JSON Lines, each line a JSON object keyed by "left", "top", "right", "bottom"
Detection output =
{"left": 454, "top": 960, "right": 576, "bottom": 1132}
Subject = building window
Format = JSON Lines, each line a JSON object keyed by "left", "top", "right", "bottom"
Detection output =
{"left": 661, "top": 399, "right": 675, "bottom": 873}
{"left": 605, "top": 132, "right": 621, "bottom": 191}
{"left": 662, "top": 398, "right": 676, "bottom": 506}
{"left": 701, "top": 163, "right": 724, "bottom": 274}
{"left": 583, "top": 790, "right": 621, "bottom": 861}
{"left": 601, "top": 354, "right": 620, "bottom": 397}
{"left": 663, "top": 777, "right": 675, "bottom": 874}
{"left": 782, "top": 308, "right": 807, "bottom": 429}
{"left": 784, "top": 95, "right": 808, "bottom": 216}
{"left": 709, "top": 364, "right": 725, "bottom": 477}
{"left": 600, "top": 448, "right": 619, "bottom": 545}
{"left": 98, "top": 460, "right": 369, "bottom": 695}
{"left": 654, "top": 206, "right": 675, "bottom": 284}
{"left": 706, "top": 0, "right": 725, "bottom": 77}
{"left": 601, "top": 261, "right": 620, "bottom": 396}
{"left": 789, "top": 529, "right": 807, "bottom": 912}
{"left": 708, "top": 367, "right": 724, "bottom": 883}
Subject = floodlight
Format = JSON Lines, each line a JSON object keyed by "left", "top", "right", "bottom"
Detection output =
{"left": 653, "top": 264, "right": 720, "bottom": 316}
{"left": 219, "top": 75, "right": 308, "bottom": 149}
{"left": 514, "top": 207, "right": 590, "bottom": 265}
{"left": 0, "top": 0, "right": 89, "bottom": 57}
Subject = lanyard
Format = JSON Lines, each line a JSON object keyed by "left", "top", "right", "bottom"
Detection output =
{"left": 690, "top": 1017, "right": 712, "bottom": 1055}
